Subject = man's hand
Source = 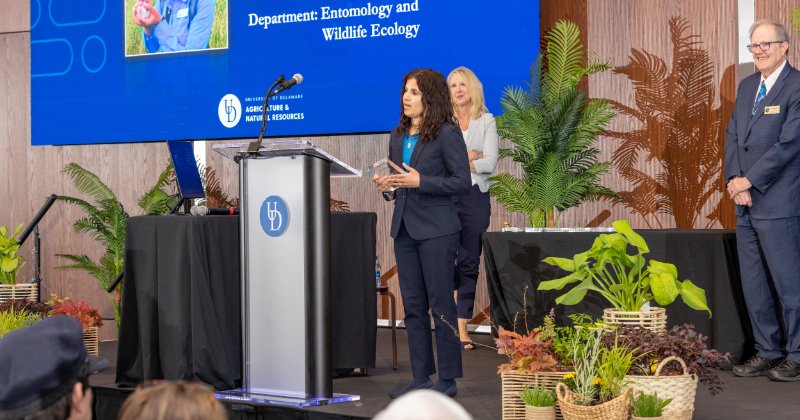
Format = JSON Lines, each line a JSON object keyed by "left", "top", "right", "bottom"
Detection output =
{"left": 132, "top": 0, "right": 162, "bottom": 36}
{"left": 733, "top": 189, "right": 753, "bottom": 207}
{"left": 728, "top": 176, "right": 753, "bottom": 199}
{"left": 387, "top": 163, "right": 420, "bottom": 189}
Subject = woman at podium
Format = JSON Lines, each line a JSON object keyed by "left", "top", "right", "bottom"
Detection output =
{"left": 373, "top": 68, "right": 471, "bottom": 398}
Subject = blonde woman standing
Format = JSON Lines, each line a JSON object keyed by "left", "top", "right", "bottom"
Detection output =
{"left": 447, "top": 67, "right": 499, "bottom": 350}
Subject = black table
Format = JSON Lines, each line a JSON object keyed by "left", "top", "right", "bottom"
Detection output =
{"left": 116, "top": 213, "right": 377, "bottom": 389}
{"left": 483, "top": 230, "right": 752, "bottom": 362}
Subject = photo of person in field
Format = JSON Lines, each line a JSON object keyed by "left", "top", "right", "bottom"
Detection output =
{"left": 125, "top": 0, "right": 228, "bottom": 56}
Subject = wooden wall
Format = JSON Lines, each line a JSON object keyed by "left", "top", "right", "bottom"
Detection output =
{"left": 4, "top": 1, "right": 796, "bottom": 337}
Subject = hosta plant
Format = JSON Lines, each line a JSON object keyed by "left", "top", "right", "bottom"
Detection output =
{"left": 538, "top": 219, "right": 711, "bottom": 314}
{"left": 0, "top": 224, "right": 25, "bottom": 285}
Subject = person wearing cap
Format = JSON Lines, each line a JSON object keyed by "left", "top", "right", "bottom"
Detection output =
{"left": 0, "top": 316, "right": 108, "bottom": 419}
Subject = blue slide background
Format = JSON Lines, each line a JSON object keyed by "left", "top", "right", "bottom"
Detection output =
{"left": 31, "top": 0, "right": 539, "bottom": 145}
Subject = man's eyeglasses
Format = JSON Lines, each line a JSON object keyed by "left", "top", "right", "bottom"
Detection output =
{"left": 747, "top": 41, "right": 785, "bottom": 53}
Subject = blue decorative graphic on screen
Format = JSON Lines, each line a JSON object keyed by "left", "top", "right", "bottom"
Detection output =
{"left": 30, "top": 1, "right": 540, "bottom": 145}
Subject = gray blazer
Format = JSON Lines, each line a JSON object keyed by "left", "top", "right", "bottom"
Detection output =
{"left": 464, "top": 113, "right": 499, "bottom": 192}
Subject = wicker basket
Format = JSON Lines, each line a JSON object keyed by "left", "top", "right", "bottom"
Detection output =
{"left": 0, "top": 283, "right": 38, "bottom": 303}
{"left": 502, "top": 371, "right": 571, "bottom": 420}
{"left": 623, "top": 356, "right": 697, "bottom": 420}
{"left": 602, "top": 307, "right": 667, "bottom": 332}
{"left": 556, "top": 382, "right": 631, "bottom": 420}
{"left": 83, "top": 326, "right": 99, "bottom": 356}
{"left": 525, "top": 405, "right": 556, "bottom": 420}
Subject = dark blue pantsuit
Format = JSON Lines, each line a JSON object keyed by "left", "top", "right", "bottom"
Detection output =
{"left": 395, "top": 223, "right": 462, "bottom": 379}
{"left": 385, "top": 123, "right": 471, "bottom": 382}
{"left": 453, "top": 185, "right": 491, "bottom": 319}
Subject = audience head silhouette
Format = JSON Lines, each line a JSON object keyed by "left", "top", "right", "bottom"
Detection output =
{"left": 374, "top": 389, "right": 472, "bottom": 420}
{"left": 117, "top": 380, "right": 228, "bottom": 420}
{"left": 0, "top": 316, "right": 107, "bottom": 420}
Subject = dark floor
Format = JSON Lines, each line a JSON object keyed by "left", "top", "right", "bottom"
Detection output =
{"left": 92, "top": 328, "right": 800, "bottom": 419}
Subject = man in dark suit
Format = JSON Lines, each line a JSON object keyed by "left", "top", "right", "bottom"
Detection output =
{"left": 725, "top": 19, "right": 800, "bottom": 381}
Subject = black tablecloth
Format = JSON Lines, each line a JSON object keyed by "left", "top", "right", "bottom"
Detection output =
{"left": 483, "top": 230, "right": 752, "bottom": 362}
{"left": 116, "top": 213, "right": 377, "bottom": 389}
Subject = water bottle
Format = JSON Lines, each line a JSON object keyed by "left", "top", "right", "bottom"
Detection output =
{"left": 375, "top": 256, "right": 381, "bottom": 288}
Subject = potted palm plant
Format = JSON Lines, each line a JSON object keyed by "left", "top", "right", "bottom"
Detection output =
{"left": 489, "top": 19, "right": 618, "bottom": 228}
{"left": 0, "top": 223, "right": 36, "bottom": 302}
{"left": 537, "top": 219, "right": 711, "bottom": 331}
{"left": 56, "top": 161, "right": 176, "bottom": 331}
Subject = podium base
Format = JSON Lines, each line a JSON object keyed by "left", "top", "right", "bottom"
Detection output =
{"left": 215, "top": 389, "right": 360, "bottom": 407}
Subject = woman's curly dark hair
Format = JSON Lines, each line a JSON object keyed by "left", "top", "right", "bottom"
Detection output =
{"left": 395, "top": 68, "right": 457, "bottom": 142}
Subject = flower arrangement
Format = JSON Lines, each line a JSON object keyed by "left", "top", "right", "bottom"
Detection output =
{"left": 604, "top": 324, "right": 731, "bottom": 395}
{"left": 537, "top": 219, "right": 711, "bottom": 315}
{"left": 48, "top": 295, "right": 103, "bottom": 330}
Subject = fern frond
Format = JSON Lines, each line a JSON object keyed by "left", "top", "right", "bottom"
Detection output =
{"left": 62, "top": 163, "right": 117, "bottom": 203}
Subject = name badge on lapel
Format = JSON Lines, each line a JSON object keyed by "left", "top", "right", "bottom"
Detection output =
{"left": 764, "top": 105, "right": 781, "bottom": 115}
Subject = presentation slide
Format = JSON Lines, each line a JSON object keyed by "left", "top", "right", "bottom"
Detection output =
{"left": 31, "top": 1, "right": 540, "bottom": 146}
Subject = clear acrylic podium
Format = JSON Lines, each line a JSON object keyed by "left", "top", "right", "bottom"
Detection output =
{"left": 212, "top": 141, "right": 361, "bottom": 407}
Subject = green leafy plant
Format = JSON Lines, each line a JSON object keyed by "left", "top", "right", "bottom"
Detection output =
{"left": 490, "top": 19, "right": 618, "bottom": 227}
{"left": 562, "top": 325, "right": 637, "bottom": 406}
{"left": 565, "top": 325, "right": 604, "bottom": 405}
{"left": 0, "top": 224, "right": 26, "bottom": 285}
{"left": 632, "top": 391, "right": 673, "bottom": 417}
{"left": 138, "top": 161, "right": 177, "bottom": 215}
{"left": 0, "top": 308, "right": 42, "bottom": 338}
{"left": 537, "top": 219, "right": 711, "bottom": 314}
{"left": 56, "top": 163, "right": 129, "bottom": 330}
{"left": 597, "top": 337, "right": 637, "bottom": 403}
{"left": 521, "top": 384, "right": 556, "bottom": 407}
{"left": 537, "top": 311, "right": 597, "bottom": 368}
{"left": 56, "top": 161, "right": 176, "bottom": 331}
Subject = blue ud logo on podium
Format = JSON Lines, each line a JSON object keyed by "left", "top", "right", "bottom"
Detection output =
{"left": 260, "top": 195, "right": 289, "bottom": 237}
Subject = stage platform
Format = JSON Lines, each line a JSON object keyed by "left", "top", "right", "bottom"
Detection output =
{"left": 91, "top": 328, "right": 800, "bottom": 419}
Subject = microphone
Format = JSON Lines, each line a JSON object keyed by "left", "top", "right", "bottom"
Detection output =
{"left": 190, "top": 205, "right": 239, "bottom": 216}
{"left": 246, "top": 73, "right": 299, "bottom": 154}
{"left": 270, "top": 73, "right": 303, "bottom": 97}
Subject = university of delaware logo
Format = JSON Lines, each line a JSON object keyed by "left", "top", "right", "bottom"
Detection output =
{"left": 260, "top": 195, "right": 289, "bottom": 237}
{"left": 218, "top": 94, "right": 241, "bottom": 128}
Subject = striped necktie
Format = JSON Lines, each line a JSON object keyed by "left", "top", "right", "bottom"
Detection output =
{"left": 752, "top": 80, "right": 767, "bottom": 115}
